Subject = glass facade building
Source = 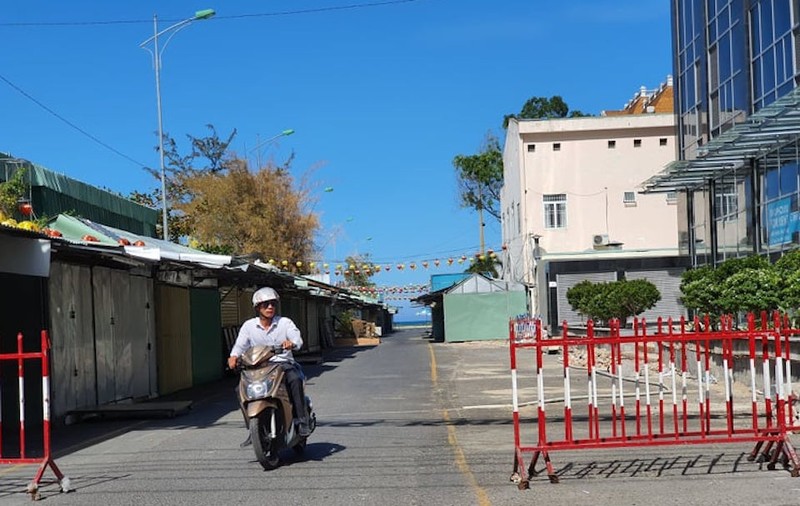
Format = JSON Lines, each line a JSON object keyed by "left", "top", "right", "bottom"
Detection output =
{"left": 644, "top": 0, "right": 800, "bottom": 266}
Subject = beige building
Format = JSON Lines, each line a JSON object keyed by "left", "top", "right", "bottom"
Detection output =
{"left": 500, "top": 79, "right": 684, "bottom": 320}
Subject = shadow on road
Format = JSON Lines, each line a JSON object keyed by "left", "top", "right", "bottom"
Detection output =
{"left": 530, "top": 450, "right": 779, "bottom": 483}
{"left": 280, "top": 441, "right": 346, "bottom": 467}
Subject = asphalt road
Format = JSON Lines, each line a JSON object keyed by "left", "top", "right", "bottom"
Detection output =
{"left": 2, "top": 328, "right": 800, "bottom": 505}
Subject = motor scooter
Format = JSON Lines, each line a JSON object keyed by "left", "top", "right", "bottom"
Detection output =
{"left": 237, "top": 345, "right": 316, "bottom": 470}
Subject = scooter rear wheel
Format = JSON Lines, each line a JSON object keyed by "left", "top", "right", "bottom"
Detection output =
{"left": 251, "top": 408, "right": 281, "bottom": 470}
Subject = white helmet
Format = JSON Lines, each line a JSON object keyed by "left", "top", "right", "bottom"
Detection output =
{"left": 252, "top": 287, "right": 280, "bottom": 307}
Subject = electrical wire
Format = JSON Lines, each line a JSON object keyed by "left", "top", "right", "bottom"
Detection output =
{"left": 0, "top": 72, "right": 148, "bottom": 169}
{"left": 0, "top": 0, "right": 428, "bottom": 27}
{"left": 0, "top": 0, "right": 431, "bottom": 168}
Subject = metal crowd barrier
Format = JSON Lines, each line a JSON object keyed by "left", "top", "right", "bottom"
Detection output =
{"left": 508, "top": 313, "right": 800, "bottom": 490}
{"left": 0, "top": 330, "right": 70, "bottom": 500}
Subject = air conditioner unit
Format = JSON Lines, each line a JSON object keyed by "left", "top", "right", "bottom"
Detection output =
{"left": 593, "top": 234, "right": 610, "bottom": 246}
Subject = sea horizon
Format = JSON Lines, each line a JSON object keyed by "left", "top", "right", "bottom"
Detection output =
{"left": 395, "top": 319, "right": 432, "bottom": 327}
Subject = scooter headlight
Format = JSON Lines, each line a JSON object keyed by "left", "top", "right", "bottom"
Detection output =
{"left": 245, "top": 380, "right": 271, "bottom": 400}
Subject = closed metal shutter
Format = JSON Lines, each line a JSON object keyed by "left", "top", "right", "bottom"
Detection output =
{"left": 626, "top": 268, "right": 687, "bottom": 321}
{"left": 555, "top": 271, "right": 617, "bottom": 325}
{"left": 220, "top": 287, "right": 241, "bottom": 326}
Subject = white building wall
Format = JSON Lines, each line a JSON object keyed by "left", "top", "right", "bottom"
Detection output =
{"left": 501, "top": 114, "right": 678, "bottom": 311}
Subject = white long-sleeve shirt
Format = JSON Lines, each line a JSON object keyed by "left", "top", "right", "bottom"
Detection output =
{"left": 230, "top": 315, "right": 303, "bottom": 364}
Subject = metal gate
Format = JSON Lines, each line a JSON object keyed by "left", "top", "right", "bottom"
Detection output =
{"left": 508, "top": 313, "right": 800, "bottom": 489}
{"left": 0, "top": 331, "right": 70, "bottom": 499}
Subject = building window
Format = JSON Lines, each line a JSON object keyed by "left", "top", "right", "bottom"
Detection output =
{"left": 633, "top": 139, "right": 642, "bottom": 147}
{"left": 608, "top": 140, "right": 616, "bottom": 149}
{"left": 660, "top": 137, "right": 668, "bottom": 146}
{"left": 543, "top": 194, "right": 566, "bottom": 229}
{"left": 666, "top": 191, "right": 678, "bottom": 204}
{"left": 516, "top": 202, "right": 521, "bottom": 233}
{"left": 623, "top": 191, "right": 637, "bottom": 204}
{"left": 527, "top": 144, "right": 536, "bottom": 152}
{"left": 552, "top": 143, "right": 561, "bottom": 151}
{"left": 714, "top": 183, "right": 738, "bottom": 222}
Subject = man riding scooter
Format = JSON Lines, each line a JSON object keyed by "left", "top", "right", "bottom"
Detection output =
{"left": 227, "top": 287, "right": 311, "bottom": 447}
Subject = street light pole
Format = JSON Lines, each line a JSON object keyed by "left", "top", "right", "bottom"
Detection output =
{"left": 250, "top": 129, "right": 295, "bottom": 169}
{"left": 140, "top": 9, "right": 215, "bottom": 241}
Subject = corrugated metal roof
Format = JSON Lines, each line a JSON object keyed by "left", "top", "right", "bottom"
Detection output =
{"left": 640, "top": 86, "right": 800, "bottom": 193}
{"left": 45, "top": 214, "right": 232, "bottom": 269}
{"left": 0, "top": 155, "right": 158, "bottom": 226}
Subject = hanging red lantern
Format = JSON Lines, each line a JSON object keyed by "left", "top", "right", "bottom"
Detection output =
{"left": 434, "top": 259, "right": 440, "bottom": 267}
{"left": 422, "top": 261, "right": 428, "bottom": 268}
{"left": 18, "top": 202, "right": 33, "bottom": 216}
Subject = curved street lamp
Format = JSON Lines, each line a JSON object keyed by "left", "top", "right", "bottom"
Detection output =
{"left": 140, "top": 9, "right": 215, "bottom": 241}
{"left": 249, "top": 129, "right": 295, "bottom": 168}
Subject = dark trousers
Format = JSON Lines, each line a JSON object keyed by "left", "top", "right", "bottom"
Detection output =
{"left": 280, "top": 363, "right": 308, "bottom": 423}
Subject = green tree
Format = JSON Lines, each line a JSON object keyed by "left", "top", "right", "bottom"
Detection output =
{"left": 718, "top": 267, "right": 781, "bottom": 314}
{"left": 679, "top": 265, "right": 719, "bottom": 315}
{"left": 131, "top": 125, "right": 238, "bottom": 241}
{"left": 680, "top": 256, "right": 773, "bottom": 317}
{"left": 775, "top": 249, "right": 800, "bottom": 313}
{"left": 606, "top": 279, "right": 661, "bottom": 321}
{"left": 343, "top": 254, "right": 376, "bottom": 287}
{"left": 452, "top": 132, "right": 503, "bottom": 221}
{"left": 503, "top": 95, "right": 590, "bottom": 129}
{"left": 465, "top": 253, "right": 502, "bottom": 278}
{"left": 177, "top": 157, "right": 319, "bottom": 268}
{"left": 0, "top": 167, "right": 27, "bottom": 219}
{"left": 566, "top": 280, "right": 596, "bottom": 319}
{"left": 566, "top": 279, "right": 660, "bottom": 323}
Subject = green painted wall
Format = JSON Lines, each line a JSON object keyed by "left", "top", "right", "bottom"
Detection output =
{"left": 190, "top": 288, "right": 223, "bottom": 385}
{"left": 443, "top": 291, "right": 526, "bottom": 342}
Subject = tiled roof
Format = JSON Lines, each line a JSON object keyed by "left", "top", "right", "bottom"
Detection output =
{"left": 603, "top": 76, "right": 674, "bottom": 116}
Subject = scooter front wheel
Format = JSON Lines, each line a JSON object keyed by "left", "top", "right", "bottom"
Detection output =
{"left": 251, "top": 408, "right": 281, "bottom": 470}
{"left": 292, "top": 438, "right": 307, "bottom": 454}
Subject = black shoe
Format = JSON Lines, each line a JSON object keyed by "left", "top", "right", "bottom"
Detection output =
{"left": 239, "top": 434, "right": 252, "bottom": 448}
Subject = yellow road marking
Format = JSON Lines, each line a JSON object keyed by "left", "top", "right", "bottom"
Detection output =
{"left": 0, "top": 464, "right": 23, "bottom": 476}
{"left": 428, "top": 343, "right": 491, "bottom": 506}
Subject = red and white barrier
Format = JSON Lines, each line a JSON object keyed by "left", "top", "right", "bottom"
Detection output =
{"left": 0, "top": 330, "right": 70, "bottom": 499}
{"left": 509, "top": 313, "right": 800, "bottom": 490}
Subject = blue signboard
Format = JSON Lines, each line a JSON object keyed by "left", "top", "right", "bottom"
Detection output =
{"left": 767, "top": 197, "right": 800, "bottom": 246}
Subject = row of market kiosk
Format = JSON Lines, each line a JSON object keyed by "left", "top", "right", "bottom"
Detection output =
{"left": 0, "top": 217, "right": 393, "bottom": 424}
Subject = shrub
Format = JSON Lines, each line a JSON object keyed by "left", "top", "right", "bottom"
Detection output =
{"left": 566, "top": 278, "right": 661, "bottom": 324}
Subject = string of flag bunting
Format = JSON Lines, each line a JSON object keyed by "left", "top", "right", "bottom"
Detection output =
{"left": 260, "top": 246, "right": 504, "bottom": 302}
{"left": 263, "top": 247, "right": 502, "bottom": 277}
{"left": 337, "top": 283, "right": 431, "bottom": 301}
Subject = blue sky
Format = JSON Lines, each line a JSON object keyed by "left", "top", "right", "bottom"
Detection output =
{"left": 0, "top": 1, "right": 672, "bottom": 320}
